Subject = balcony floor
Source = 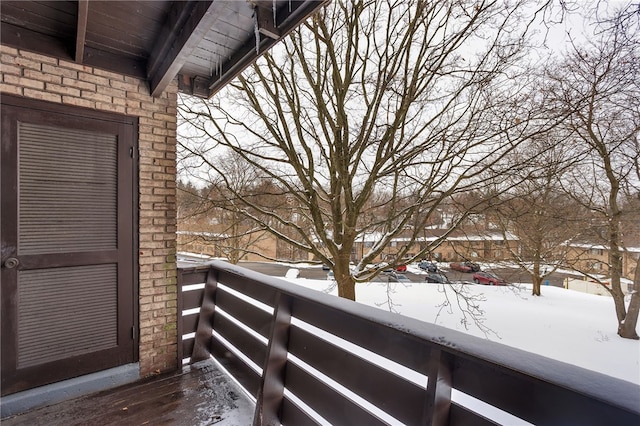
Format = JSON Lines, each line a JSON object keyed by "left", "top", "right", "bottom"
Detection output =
{"left": 1, "top": 359, "right": 254, "bottom": 426}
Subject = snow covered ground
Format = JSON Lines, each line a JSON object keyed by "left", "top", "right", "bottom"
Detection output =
{"left": 282, "top": 264, "right": 640, "bottom": 386}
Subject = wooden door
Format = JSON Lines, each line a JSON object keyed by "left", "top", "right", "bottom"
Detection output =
{"left": 1, "top": 95, "right": 138, "bottom": 395}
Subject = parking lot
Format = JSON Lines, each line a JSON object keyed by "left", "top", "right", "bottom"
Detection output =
{"left": 237, "top": 261, "right": 569, "bottom": 287}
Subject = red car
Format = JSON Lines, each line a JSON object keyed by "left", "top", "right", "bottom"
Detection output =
{"left": 449, "top": 262, "right": 480, "bottom": 273}
{"left": 378, "top": 263, "right": 406, "bottom": 273}
{"left": 472, "top": 271, "right": 507, "bottom": 286}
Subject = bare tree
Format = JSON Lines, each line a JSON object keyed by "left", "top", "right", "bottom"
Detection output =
{"left": 484, "top": 135, "right": 589, "bottom": 296}
{"left": 545, "top": 3, "right": 640, "bottom": 338}
{"left": 179, "top": 0, "right": 558, "bottom": 300}
{"left": 177, "top": 151, "right": 279, "bottom": 264}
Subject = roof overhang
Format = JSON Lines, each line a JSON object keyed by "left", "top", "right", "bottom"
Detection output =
{"left": 0, "top": 0, "right": 326, "bottom": 99}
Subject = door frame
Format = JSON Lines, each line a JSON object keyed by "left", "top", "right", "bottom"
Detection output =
{"left": 0, "top": 94, "right": 139, "bottom": 395}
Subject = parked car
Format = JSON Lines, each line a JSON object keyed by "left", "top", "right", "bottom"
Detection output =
{"left": 418, "top": 261, "right": 438, "bottom": 272}
{"left": 376, "top": 262, "right": 406, "bottom": 273}
{"left": 472, "top": 271, "right": 507, "bottom": 286}
{"left": 465, "top": 262, "right": 481, "bottom": 272}
{"left": 449, "top": 262, "right": 471, "bottom": 272}
{"left": 425, "top": 272, "right": 451, "bottom": 284}
{"left": 322, "top": 263, "right": 330, "bottom": 270}
{"left": 449, "top": 261, "right": 481, "bottom": 273}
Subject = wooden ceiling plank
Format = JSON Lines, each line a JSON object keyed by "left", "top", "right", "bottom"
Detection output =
{"left": 75, "top": 0, "right": 89, "bottom": 63}
{"left": 148, "top": 0, "right": 227, "bottom": 97}
{"left": 1, "top": 1, "right": 77, "bottom": 37}
{"left": 87, "top": 2, "right": 168, "bottom": 58}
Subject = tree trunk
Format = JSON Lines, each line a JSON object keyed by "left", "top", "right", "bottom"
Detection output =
{"left": 531, "top": 260, "right": 542, "bottom": 296}
{"left": 610, "top": 232, "right": 627, "bottom": 326}
{"left": 337, "top": 276, "right": 357, "bottom": 301}
{"left": 607, "top": 194, "right": 635, "bottom": 339}
{"left": 532, "top": 275, "right": 542, "bottom": 296}
{"left": 618, "top": 263, "right": 640, "bottom": 339}
{"left": 335, "top": 251, "right": 356, "bottom": 301}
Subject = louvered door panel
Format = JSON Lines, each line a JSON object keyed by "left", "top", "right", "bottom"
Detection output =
{"left": 18, "top": 123, "right": 117, "bottom": 254}
{"left": 18, "top": 264, "right": 118, "bottom": 368}
{"left": 2, "top": 95, "right": 137, "bottom": 396}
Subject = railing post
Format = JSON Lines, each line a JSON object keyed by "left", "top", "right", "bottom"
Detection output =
{"left": 176, "top": 267, "right": 184, "bottom": 368}
{"left": 423, "top": 348, "right": 453, "bottom": 426}
{"left": 191, "top": 267, "right": 219, "bottom": 363}
{"left": 253, "top": 292, "right": 293, "bottom": 426}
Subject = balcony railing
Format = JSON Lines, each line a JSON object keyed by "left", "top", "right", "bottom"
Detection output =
{"left": 177, "top": 261, "right": 640, "bottom": 425}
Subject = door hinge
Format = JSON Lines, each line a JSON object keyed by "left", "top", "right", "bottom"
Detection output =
{"left": 129, "top": 147, "right": 134, "bottom": 158}
{"left": 131, "top": 326, "right": 137, "bottom": 340}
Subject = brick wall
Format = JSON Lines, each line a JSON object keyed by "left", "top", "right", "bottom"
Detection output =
{"left": 0, "top": 45, "right": 179, "bottom": 377}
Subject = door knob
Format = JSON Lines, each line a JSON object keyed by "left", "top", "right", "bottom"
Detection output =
{"left": 4, "top": 257, "right": 19, "bottom": 269}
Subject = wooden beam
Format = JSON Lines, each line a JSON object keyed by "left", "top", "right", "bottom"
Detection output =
{"left": 1, "top": 22, "right": 71, "bottom": 61}
{"left": 206, "top": 1, "right": 327, "bottom": 98}
{"left": 83, "top": 46, "right": 147, "bottom": 79}
{"left": 75, "top": 0, "right": 89, "bottom": 63}
{"left": 177, "top": 74, "right": 211, "bottom": 98}
{"left": 1, "top": 21, "right": 146, "bottom": 79}
{"left": 255, "top": 3, "right": 280, "bottom": 40}
{"left": 147, "top": 0, "right": 227, "bottom": 97}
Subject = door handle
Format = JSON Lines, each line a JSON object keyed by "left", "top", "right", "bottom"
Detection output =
{"left": 3, "top": 257, "right": 19, "bottom": 269}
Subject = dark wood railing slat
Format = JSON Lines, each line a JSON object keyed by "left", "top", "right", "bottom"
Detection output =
{"left": 292, "top": 296, "right": 433, "bottom": 374}
{"left": 284, "top": 361, "right": 388, "bottom": 426}
{"left": 449, "top": 403, "right": 499, "bottom": 426}
{"left": 182, "top": 338, "right": 194, "bottom": 361}
{"left": 210, "top": 339, "right": 262, "bottom": 398}
{"left": 178, "top": 269, "right": 208, "bottom": 286}
{"left": 181, "top": 288, "right": 205, "bottom": 311}
{"left": 452, "top": 356, "right": 540, "bottom": 422}
{"left": 215, "top": 287, "right": 273, "bottom": 338}
{"left": 213, "top": 313, "right": 268, "bottom": 369}
{"left": 451, "top": 355, "right": 640, "bottom": 426}
{"left": 181, "top": 312, "right": 199, "bottom": 335}
{"left": 287, "top": 324, "right": 425, "bottom": 426}
{"left": 217, "top": 269, "right": 278, "bottom": 308}
{"left": 280, "top": 397, "right": 321, "bottom": 426}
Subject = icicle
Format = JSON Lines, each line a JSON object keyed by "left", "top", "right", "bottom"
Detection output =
{"left": 253, "top": 9, "right": 260, "bottom": 55}
{"left": 273, "top": 0, "right": 277, "bottom": 25}
{"left": 289, "top": 0, "right": 292, "bottom": 12}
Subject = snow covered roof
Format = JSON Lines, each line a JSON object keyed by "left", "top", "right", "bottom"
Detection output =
{"left": 177, "top": 230, "right": 228, "bottom": 238}
{"left": 565, "top": 242, "right": 640, "bottom": 253}
{"left": 360, "top": 230, "right": 519, "bottom": 244}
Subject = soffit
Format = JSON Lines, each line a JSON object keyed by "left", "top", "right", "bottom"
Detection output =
{"left": 0, "top": 1, "right": 325, "bottom": 98}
